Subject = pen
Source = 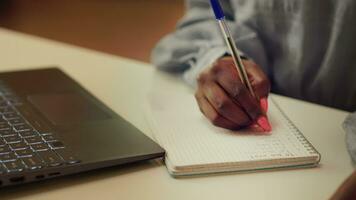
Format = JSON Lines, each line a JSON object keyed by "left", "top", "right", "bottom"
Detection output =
{"left": 209, "top": 0, "right": 271, "bottom": 132}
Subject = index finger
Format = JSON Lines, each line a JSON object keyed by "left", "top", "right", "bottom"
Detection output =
{"left": 214, "top": 60, "right": 262, "bottom": 120}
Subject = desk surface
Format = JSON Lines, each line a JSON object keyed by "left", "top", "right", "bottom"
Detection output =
{"left": 0, "top": 28, "right": 353, "bottom": 200}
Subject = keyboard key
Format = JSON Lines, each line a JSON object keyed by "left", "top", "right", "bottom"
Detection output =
{"left": 48, "top": 141, "right": 65, "bottom": 149}
{"left": 38, "top": 151, "right": 63, "bottom": 167}
{"left": 4, "top": 159, "right": 25, "bottom": 173}
{"left": 0, "top": 152, "right": 17, "bottom": 162}
{"left": 0, "top": 164, "right": 5, "bottom": 174}
{"left": 0, "top": 106, "right": 15, "bottom": 114}
{"left": 39, "top": 132, "right": 52, "bottom": 136}
{"left": 25, "top": 136, "right": 43, "bottom": 144}
{"left": 7, "top": 118, "right": 25, "bottom": 125}
{"left": 42, "top": 134, "right": 57, "bottom": 142}
{"left": 55, "top": 149, "right": 81, "bottom": 164}
{"left": 0, "top": 145, "right": 11, "bottom": 154}
{"left": 13, "top": 124, "right": 32, "bottom": 132}
{"left": 31, "top": 143, "right": 49, "bottom": 151}
{"left": 9, "top": 141, "right": 28, "bottom": 150}
{"left": 0, "top": 123, "right": 10, "bottom": 130}
{"left": 0, "top": 101, "right": 8, "bottom": 107}
{"left": 19, "top": 130, "right": 38, "bottom": 138}
{"left": 3, "top": 135, "right": 22, "bottom": 144}
{"left": 0, "top": 138, "right": 5, "bottom": 146}
{"left": 3, "top": 112, "right": 19, "bottom": 120}
{"left": 0, "top": 120, "right": 8, "bottom": 124}
{"left": 0, "top": 129, "right": 17, "bottom": 137}
{"left": 15, "top": 149, "right": 34, "bottom": 158}
{"left": 22, "top": 156, "right": 43, "bottom": 170}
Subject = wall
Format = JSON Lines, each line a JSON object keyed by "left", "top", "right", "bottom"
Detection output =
{"left": 0, "top": 0, "right": 185, "bottom": 62}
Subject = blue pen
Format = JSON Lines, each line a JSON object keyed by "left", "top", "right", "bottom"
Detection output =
{"left": 209, "top": 0, "right": 256, "bottom": 98}
{"left": 210, "top": 0, "right": 272, "bottom": 132}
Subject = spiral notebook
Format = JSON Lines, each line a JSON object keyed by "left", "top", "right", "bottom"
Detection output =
{"left": 145, "top": 92, "right": 321, "bottom": 176}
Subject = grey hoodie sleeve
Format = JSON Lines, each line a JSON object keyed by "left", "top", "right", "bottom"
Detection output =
{"left": 344, "top": 112, "right": 356, "bottom": 165}
{"left": 151, "top": 0, "right": 268, "bottom": 87}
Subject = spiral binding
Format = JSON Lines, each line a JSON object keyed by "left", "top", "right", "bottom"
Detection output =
{"left": 270, "top": 97, "right": 321, "bottom": 161}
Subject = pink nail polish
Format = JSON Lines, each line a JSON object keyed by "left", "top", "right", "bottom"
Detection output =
{"left": 249, "top": 123, "right": 264, "bottom": 132}
{"left": 256, "top": 115, "right": 272, "bottom": 132}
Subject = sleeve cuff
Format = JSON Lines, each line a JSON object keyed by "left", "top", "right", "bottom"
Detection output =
{"left": 182, "top": 46, "right": 247, "bottom": 88}
{"left": 183, "top": 46, "right": 228, "bottom": 88}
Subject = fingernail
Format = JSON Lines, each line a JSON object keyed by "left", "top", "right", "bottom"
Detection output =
{"left": 248, "top": 123, "right": 264, "bottom": 132}
{"left": 260, "top": 98, "right": 268, "bottom": 113}
{"left": 256, "top": 115, "right": 272, "bottom": 132}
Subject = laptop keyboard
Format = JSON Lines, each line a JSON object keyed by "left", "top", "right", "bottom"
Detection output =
{"left": 0, "top": 83, "right": 80, "bottom": 174}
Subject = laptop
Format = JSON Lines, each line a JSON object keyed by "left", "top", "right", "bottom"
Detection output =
{"left": 0, "top": 67, "right": 165, "bottom": 187}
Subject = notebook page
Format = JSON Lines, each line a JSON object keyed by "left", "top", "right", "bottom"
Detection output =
{"left": 145, "top": 92, "right": 319, "bottom": 168}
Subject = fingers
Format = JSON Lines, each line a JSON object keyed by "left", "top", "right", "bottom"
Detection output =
{"left": 195, "top": 56, "right": 271, "bottom": 130}
{"left": 195, "top": 91, "right": 240, "bottom": 130}
{"left": 201, "top": 82, "right": 251, "bottom": 126}
{"left": 213, "top": 59, "right": 262, "bottom": 120}
{"left": 242, "top": 59, "right": 270, "bottom": 98}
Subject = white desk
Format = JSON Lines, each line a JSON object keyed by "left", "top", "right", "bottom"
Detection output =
{"left": 0, "top": 28, "right": 353, "bottom": 200}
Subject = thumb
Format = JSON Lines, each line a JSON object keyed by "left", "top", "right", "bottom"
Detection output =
{"left": 242, "top": 59, "right": 270, "bottom": 98}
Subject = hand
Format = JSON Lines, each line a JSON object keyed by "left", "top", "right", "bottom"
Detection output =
{"left": 194, "top": 56, "right": 270, "bottom": 130}
{"left": 331, "top": 170, "right": 356, "bottom": 200}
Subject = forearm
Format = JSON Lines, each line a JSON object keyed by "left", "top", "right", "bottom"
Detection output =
{"left": 151, "top": 0, "right": 268, "bottom": 87}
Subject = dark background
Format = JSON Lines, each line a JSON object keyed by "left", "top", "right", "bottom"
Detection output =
{"left": 0, "top": 0, "right": 184, "bottom": 62}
